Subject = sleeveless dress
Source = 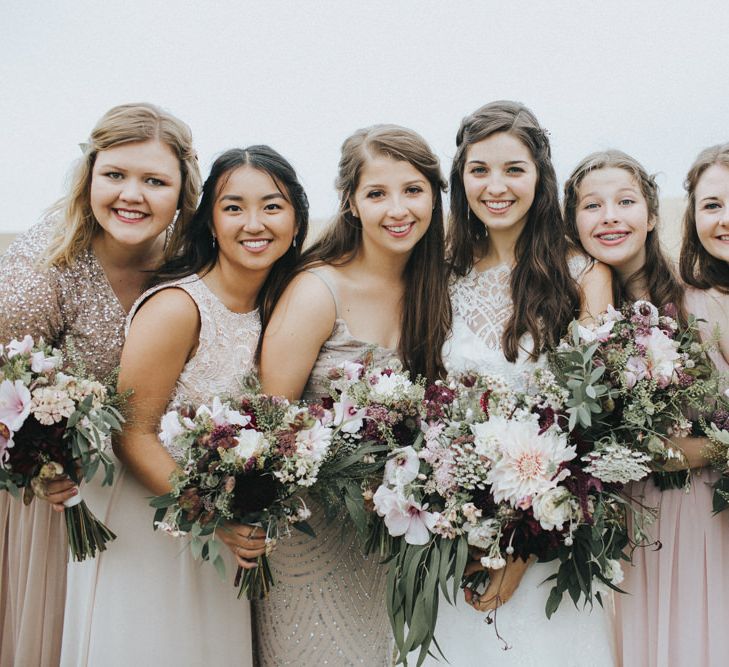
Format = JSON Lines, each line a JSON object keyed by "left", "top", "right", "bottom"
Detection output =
{"left": 614, "top": 287, "right": 729, "bottom": 667}
{"left": 251, "top": 270, "right": 395, "bottom": 666}
{"left": 426, "top": 260, "right": 616, "bottom": 667}
{"left": 0, "top": 220, "right": 127, "bottom": 667}
{"left": 60, "top": 274, "right": 261, "bottom": 667}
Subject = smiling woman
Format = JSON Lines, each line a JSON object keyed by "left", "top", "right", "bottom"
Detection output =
{"left": 251, "top": 124, "right": 451, "bottom": 666}
{"left": 0, "top": 102, "right": 200, "bottom": 667}
{"left": 59, "top": 145, "right": 309, "bottom": 666}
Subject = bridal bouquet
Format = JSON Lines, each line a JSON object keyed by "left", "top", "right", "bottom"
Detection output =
{"left": 151, "top": 389, "right": 334, "bottom": 600}
{"left": 552, "top": 300, "right": 715, "bottom": 472}
{"left": 313, "top": 356, "right": 426, "bottom": 548}
{"left": 0, "top": 335, "right": 122, "bottom": 560}
{"left": 369, "top": 370, "right": 651, "bottom": 665}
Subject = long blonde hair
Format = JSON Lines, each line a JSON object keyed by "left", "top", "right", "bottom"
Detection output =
{"left": 45, "top": 102, "right": 201, "bottom": 267}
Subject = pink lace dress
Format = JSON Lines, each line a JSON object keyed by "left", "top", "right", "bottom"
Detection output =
{"left": 615, "top": 287, "right": 729, "bottom": 667}
{"left": 60, "top": 275, "right": 261, "bottom": 667}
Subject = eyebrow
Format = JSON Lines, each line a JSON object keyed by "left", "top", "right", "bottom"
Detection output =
{"left": 466, "top": 160, "right": 529, "bottom": 166}
{"left": 218, "top": 192, "right": 287, "bottom": 202}
{"left": 95, "top": 163, "right": 174, "bottom": 178}
{"left": 579, "top": 187, "right": 640, "bottom": 200}
{"left": 361, "top": 179, "right": 428, "bottom": 189}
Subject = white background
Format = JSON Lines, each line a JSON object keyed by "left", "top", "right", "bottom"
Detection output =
{"left": 2, "top": 0, "right": 728, "bottom": 233}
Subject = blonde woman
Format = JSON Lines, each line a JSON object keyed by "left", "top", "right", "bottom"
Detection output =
{"left": 0, "top": 102, "right": 200, "bottom": 667}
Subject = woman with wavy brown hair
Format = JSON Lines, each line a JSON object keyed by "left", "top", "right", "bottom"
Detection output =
{"left": 430, "top": 100, "right": 614, "bottom": 666}
{"left": 563, "top": 147, "right": 729, "bottom": 666}
{"left": 0, "top": 102, "right": 200, "bottom": 667}
{"left": 256, "top": 123, "right": 450, "bottom": 664}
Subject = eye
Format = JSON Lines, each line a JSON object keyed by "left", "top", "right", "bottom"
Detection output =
{"left": 704, "top": 202, "right": 722, "bottom": 210}
{"left": 145, "top": 177, "right": 166, "bottom": 187}
{"left": 583, "top": 202, "right": 600, "bottom": 210}
{"left": 469, "top": 166, "right": 487, "bottom": 176}
{"left": 506, "top": 166, "right": 525, "bottom": 174}
{"left": 223, "top": 204, "right": 242, "bottom": 212}
{"left": 618, "top": 198, "right": 635, "bottom": 206}
{"left": 405, "top": 185, "right": 424, "bottom": 195}
{"left": 264, "top": 202, "right": 283, "bottom": 211}
{"left": 366, "top": 190, "right": 385, "bottom": 199}
{"left": 105, "top": 171, "right": 123, "bottom": 180}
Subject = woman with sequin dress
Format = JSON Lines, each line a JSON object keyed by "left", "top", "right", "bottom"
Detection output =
{"left": 256, "top": 125, "right": 451, "bottom": 665}
{"left": 426, "top": 101, "right": 615, "bottom": 667}
{"left": 0, "top": 103, "right": 200, "bottom": 667}
{"left": 59, "top": 146, "right": 309, "bottom": 666}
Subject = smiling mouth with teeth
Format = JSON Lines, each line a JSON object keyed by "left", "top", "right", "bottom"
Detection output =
{"left": 114, "top": 209, "right": 147, "bottom": 220}
{"left": 241, "top": 240, "right": 270, "bottom": 247}
{"left": 486, "top": 201, "right": 514, "bottom": 211}
{"left": 386, "top": 223, "right": 414, "bottom": 233}
{"left": 597, "top": 232, "right": 629, "bottom": 241}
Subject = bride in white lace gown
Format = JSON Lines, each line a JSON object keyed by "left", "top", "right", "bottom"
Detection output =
{"left": 61, "top": 147, "right": 309, "bottom": 666}
{"left": 426, "top": 102, "right": 616, "bottom": 666}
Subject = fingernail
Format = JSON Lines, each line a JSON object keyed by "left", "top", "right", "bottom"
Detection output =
{"left": 71, "top": 487, "right": 79, "bottom": 495}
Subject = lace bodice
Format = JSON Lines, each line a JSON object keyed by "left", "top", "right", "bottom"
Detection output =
{"left": 127, "top": 274, "right": 261, "bottom": 458}
{"left": 445, "top": 256, "right": 589, "bottom": 389}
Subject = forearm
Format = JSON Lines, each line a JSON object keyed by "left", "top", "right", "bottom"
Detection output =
{"left": 113, "top": 432, "right": 179, "bottom": 495}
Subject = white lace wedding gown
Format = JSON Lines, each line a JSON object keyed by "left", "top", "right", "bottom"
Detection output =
{"left": 425, "top": 262, "right": 615, "bottom": 667}
{"left": 61, "top": 275, "right": 261, "bottom": 667}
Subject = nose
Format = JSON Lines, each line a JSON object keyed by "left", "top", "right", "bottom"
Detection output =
{"left": 601, "top": 203, "right": 620, "bottom": 224}
{"left": 119, "top": 178, "right": 144, "bottom": 203}
{"left": 485, "top": 174, "right": 507, "bottom": 196}
{"left": 387, "top": 195, "right": 408, "bottom": 219}
{"left": 243, "top": 212, "right": 266, "bottom": 233}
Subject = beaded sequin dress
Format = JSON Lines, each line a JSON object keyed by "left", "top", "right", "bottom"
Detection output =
{"left": 252, "top": 270, "right": 395, "bottom": 666}
{"left": 615, "top": 287, "right": 729, "bottom": 667}
{"left": 61, "top": 275, "right": 261, "bottom": 667}
{"left": 0, "top": 220, "right": 127, "bottom": 667}
{"left": 424, "top": 259, "right": 616, "bottom": 667}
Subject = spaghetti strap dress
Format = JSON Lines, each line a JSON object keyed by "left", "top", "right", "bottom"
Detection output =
{"left": 251, "top": 269, "right": 396, "bottom": 666}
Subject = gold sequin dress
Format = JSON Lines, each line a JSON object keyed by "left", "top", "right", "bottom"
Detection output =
{"left": 0, "top": 220, "right": 127, "bottom": 667}
{"left": 61, "top": 275, "right": 262, "bottom": 667}
{"left": 252, "top": 270, "right": 395, "bottom": 667}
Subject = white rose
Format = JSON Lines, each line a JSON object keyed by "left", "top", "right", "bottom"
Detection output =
{"left": 234, "top": 429, "right": 268, "bottom": 460}
{"left": 531, "top": 486, "right": 574, "bottom": 531}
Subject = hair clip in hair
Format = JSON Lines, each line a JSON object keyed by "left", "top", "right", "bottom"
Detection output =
{"left": 78, "top": 142, "right": 90, "bottom": 154}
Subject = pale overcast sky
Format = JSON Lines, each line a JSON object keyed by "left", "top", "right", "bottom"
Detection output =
{"left": 2, "top": 0, "right": 728, "bottom": 233}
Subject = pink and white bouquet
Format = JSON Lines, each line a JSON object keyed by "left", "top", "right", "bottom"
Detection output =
{"left": 314, "top": 356, "right": 426, "bottom": 547}
{"left": 368, "top": 370, "right": 651, "bottom": 664}
{"left": 0, "top": 335, "right": 123, "bottom": 560}
{"left": 552, "top": 300, "right": 716, "bottom": 478}
{"left": 152, "top": 389, "right": 334, "bottom": 600}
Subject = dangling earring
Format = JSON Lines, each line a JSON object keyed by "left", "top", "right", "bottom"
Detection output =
{"left": 212, "top": 235, "right": 217, "bottom": 249}
{"left": 292, "top": 236, "right": 297, "bottom": 248}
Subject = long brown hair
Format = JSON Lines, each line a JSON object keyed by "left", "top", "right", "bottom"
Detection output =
{"left": 45, "top": 102, "right": 201, "bottom": 267}
{"left": 680, "top": 143, "right": 729, "bottom": 293}
{"left": 564, "top": 149, "right": 686, "bottom": 320}
{"left": 301, "top": 124, "right": 450, "bottom": 381}
{"left": 448, "top": 100, "right": 581, "bottom": 362}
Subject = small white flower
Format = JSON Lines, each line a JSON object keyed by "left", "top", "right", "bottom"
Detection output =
{"left": 383, "top": 446, "right": 420, "bottom": 487}
{"left": 234, "top": 429, "right": 268, "bottom": 460}
{"left": 6, "top": 335, "right": 34, "bottom": 358}
{"left": 159, "top": 411, "right": 195, "bottom": 448}
{"left": 295, "top": 421, "right": 332, "bottom": 462}
{"left": 531, "top": 487, "right": 574, "bottom": 531}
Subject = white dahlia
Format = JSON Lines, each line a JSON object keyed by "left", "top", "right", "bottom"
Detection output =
{"left": 483, "top": 418, "right": 576, "bottom": 508}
